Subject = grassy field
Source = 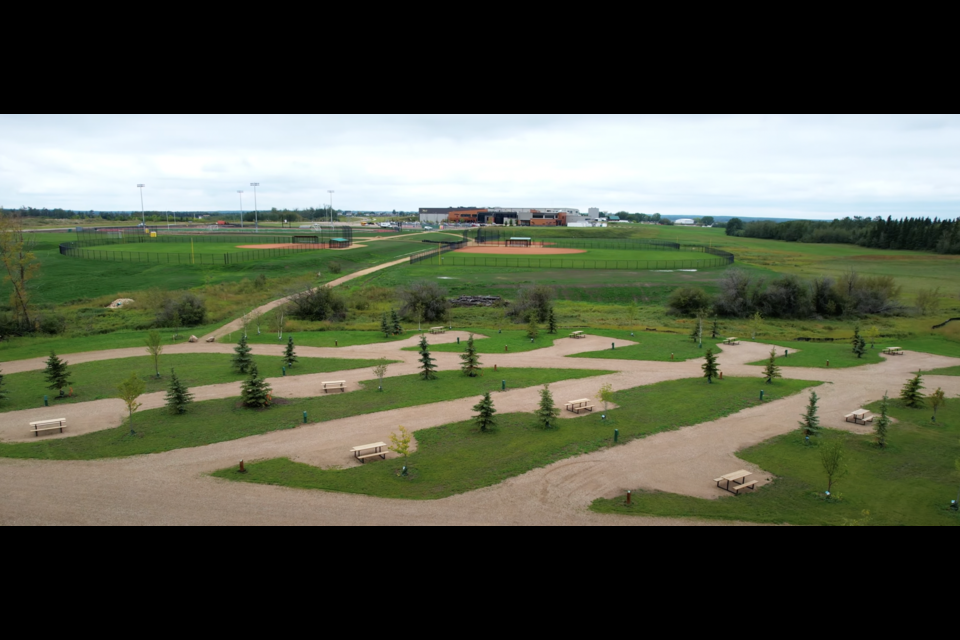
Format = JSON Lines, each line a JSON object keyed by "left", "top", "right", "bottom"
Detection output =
{"left": 0, "top": 368, "right": 606, "bottom": 460}
{"left": 212, "top": 377, "right": 818, "bottom": 499}
{"left": 569, "top": 330, "right": 724, "bottom": 362}
{"left": 0, "top": 353, "right": 391, "bottom": 413}
{"left": 746, "top": 341, "right": 885, "bottom": 369}
{"left": 926, "top": 366, "right": 960, "bottom": 376}
{"left": 592, "top": 395, "right": 960, "bottom": 526}
{"left": 408, "top": 329, "right": 562, "bottom": 354}
{"left": 237, "top": 330, "right": 407, "bottom": 348}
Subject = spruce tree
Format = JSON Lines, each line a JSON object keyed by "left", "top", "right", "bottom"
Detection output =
{"left": 547, "top": 307, "right": 558, "bottom": 334}
{"left": 391, "top": 309, "right": 403, "bottom": 336}
{"left": 283, "top": 336, "right": 298, "bottom": 368}
{"left": 0, "top": 366, "right": 6, "bottom": 402}
{"left": 232, "top": 334, "right": 253, "bottom": 374}
{"left": 852, "top": 325, "right": 866, "bottom": 358}
{"left": 459, "top": 333, "right": 482, "bottom": 377}
{"left": 690, "top": 320, "right": 700, "bottom": 343}
{"left": 241, "top": 363, "right": 273, "bottom": 408}
{"left": 418, "top": 334, "right": 437, "bottom": 380}
{"left": 44, "top": 351, "right": 72, "bottom": 397}
{"left": 165, "top": 369, "right": 194, "bottom": 415}
{"left": 472, "top": 392, "right": 497, "bottom": 432}
{"left": 711, "top": 316, "right": 720, "bottom": 339}
{"left": 380, "top": 313, "right": 391, "bottom": 338}
{"left": 535, "top": 384, "right": 560, "bottom": 429}
{"left": 762, "top": 347, "right": 782, "bottom": 383}
{"left": 799, "top": 391, "right": 821, "bottom": 438}
{"left": 701, "top": 348, "right": 719, "bottom": 384}
{"left": 900, "top": 372, "right": 925, "bottom": 408}
{"left": 874, "top": 392, "right": 890, "bottom": 448}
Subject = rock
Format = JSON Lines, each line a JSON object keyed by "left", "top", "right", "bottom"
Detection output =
{"left": 205, "top": 337, "right": 215, "bottom": 343}
{"left": 188, "top": 335, "right": 198, "bottom": 343}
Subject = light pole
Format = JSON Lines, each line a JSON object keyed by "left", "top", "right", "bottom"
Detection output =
{"left": 328, "top": 190, "right": 334, "bottom": 225}
{"left": 137, "top": 184, "right": 145, "bottom": 227}
{"left": 250, "top": 183, "right": 259, "bottom": 232}
{"left": 237, "top": 190, "right": 244, "bottom": 229}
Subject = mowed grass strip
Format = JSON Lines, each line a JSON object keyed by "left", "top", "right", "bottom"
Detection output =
{"left": 238, "top": 330, "right": 409, "bottom": 348}
{"left": 592, "top": 398, "right": 960, "bottom": 526}
{"left": 0, "top": 354, "right": 391, "bottom": 413}
{"left": 212, "top": 377, "right": 818, "bottom": 500}
{"left": 570, "top": 330, "right": 723, "bottom": 362}
{"left": 926, "top": 366, "right": 960, "bottom": 376}
{"left": 411, "top": 329, "right": 561, "bottom": 354}
{"left": 746, "top": 341, "right": 884, "bottom": 369}
{"left": 0, "top": 368, "right": 605, "bottom": 460}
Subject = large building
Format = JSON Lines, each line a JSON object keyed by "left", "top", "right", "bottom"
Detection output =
{"left": 419, "top": 206, "right": 591, "bottom": 227}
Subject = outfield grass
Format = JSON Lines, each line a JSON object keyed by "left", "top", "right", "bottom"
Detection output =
{"left": 0, "top": 368, "right": 605, "bottom": 460}
{"left": 0, "top": 353, "right": 391, "bottom": 413}
{"left": 746, "top": 341, "right": 885, "bottom": 369}
{"left": 569, "top": 330, "right": 724, "bottom": 362}
{"left": 592, "top": 397, "right": 960, "bottom": 526}
{"left": 212, "top": 377, "right": 818, "bottom": 499}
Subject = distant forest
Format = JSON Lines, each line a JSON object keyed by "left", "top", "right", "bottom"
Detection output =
{"left": 726, "top": 215, "right": 960, "bottom": 254}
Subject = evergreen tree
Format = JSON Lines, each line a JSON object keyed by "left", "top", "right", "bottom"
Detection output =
{"left": 391, "top": 309, "right": 403, "bottom": 336}
{"left": 852, "top": 325, "right": 866, "bottom": 358}
{"left": 459, "top": 333, "right": 482, "bottom": 377}
{"left": 547, "top": 307, "right": 558, "bottom": 334}
{"left": 799, "top": 391, "right": 821, "bottom": 438}
{"left": 44, "top": 351, "right": 72, "bottom": 397}
{"left": 165, "top": 369, "right": 194, "bottom": 415}
{"left": 762, "top": 347, "right": 782, "bottom": 383}
{"left": 418, "top": 334, "right": 437, "bottom": 380}
{"left": 0, "top": 366, "right": 6, "bottom": 402}
{"left": 535, "top": 384, "right": 560, "bottom": 429}
{"left": 701, "top": 348, "right": 719, "bottom": 384}
{"left": 527, "top": 317, "right": 539, "bottom": 341}
{"left": 711, "top": 316, "right": 720, "bottom": 339}
{"left": 241, "top": 363, "right": 273, "bottom": 408}
{"left": 283, "top": 336, "right": 298, "bottom": 368}
{"left": 900, "top": 372, "right": 925, "bottom": 408}
{"left": 472, "top": 392, "right": 497, "bottom": 432}
{"left": 232, "top": 334, "right": 254, "bottom": 374}
{"left": 380, "top": 313, "right": 391, "bottom": 338}
{"left": 690, "top": 320, "right": 700, "bottom": 343}
{"left": 874, "top": 392, "right": 890, "bottom": 448}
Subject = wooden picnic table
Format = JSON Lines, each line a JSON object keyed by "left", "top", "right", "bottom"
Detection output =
{"left": 565, "top": 398, "right": 594, "bottom": 414}
{"left": 714, "top": 469, "right": 757, "bottom": 494}
{"left": 845, "top": 409, "right": 874, "bottom": 425}
{"left": 882, "top": 346, "right": 903, "bottom": 355}
{"left": 351, "top": 441, "right": 388, "bottom": 464}
{"left": 723, "top": 337, "right": 740, "bottom": 345}
{"left": 430, "top": 326, "right": 446, "bottom": 334}
{"left": 570, "top": 331, "right": 585, "bottom": 339}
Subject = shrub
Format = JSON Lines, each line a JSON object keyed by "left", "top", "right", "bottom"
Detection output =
{"left": 398, "top": 281, "right": 449, "bottom": 323}
{"left": 328, "top": 261, "right": 343, "bottom": 275}
{"left": 288, "top": 286, "right": 347, "bottom": 322}
{"left": 156, "top": 293, "right": 207, "bottom": 327}
{"left": 508, "top": 284, "right": 555, "bottom": 323}
{"left": 667, "top": 287, "right": 712, "bottom": 316}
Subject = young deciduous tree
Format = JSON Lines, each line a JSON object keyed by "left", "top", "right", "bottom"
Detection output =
{"left": 820, "top": 439, "right": 847, "bottom": 494}
{"left": 388, "top": 425, "right": 412, "bottom": 460}
{"left": 472, "top": 392, "right": 497, "bottom": 432}
{"left": 145, "top": 330, "right": 163, "bottom": 378}
{"left": 275, "top": 308, "right": 285, "bottom": 340}
{"left": 372, "top": 359, "right": 389, "bottom": 391}
{"left": 763, "top": 347, "right": 782, "bottom": 383}
{"left": 251, "top": 308, "right": 263, "bottom": 335}
{"left": 232, "top": 334, "right": 253, "bottom": 374}
{"left": 380, "top": 313, "right": 391, "bottom": 338}
{"left": 240, "top": 363, "right": 272, "bottom": 408}
{"left": 800, "top": 391, "right": 821, "bottom": 438}
{"left": 117, "top": 372, "right": 146, "bottom": 435}
{"left": 418, "top": 334, "right": 437, "bottom": 380}
{"left": 459, "top": 334, "right": 482, "bottom": 377}
{"left": 852, "top": 325, "right": 866, "bottom": 358}
{"left": 283, "top": 336, "right": 298, "bottom": 368}
{"left": 535, "top": 384, "right": 560, "bottom": 429}
{"left": 595, "top": 382, "right": 614, "bottom": 412}
{"left": 702, "top": 348, "right": 719, "bottom": 384}
{"left": 165, "top": 369, "right": 194, "bottom": 415}
{"left": 0, "top": 211, "right": 40, "bottom": 330}
{"left": 874, "top": 392, "right": 891, "bottom": 448}
{"left": 527, "top": 317, "right": 539, "bottom": 341}
{"left": 865, "top": 325, "right": 880, "bottom": 349}
{"left": 750, "top": 311, "right": 763, "bottom": 340}
{"left": 929, "top": 387, "right": 946, "bottom": 423}
{"left": 900, "top": 372, "right": 925, "bottom": 409}
{"left": 44, "top": 351, "right": 71, "bottom": 397}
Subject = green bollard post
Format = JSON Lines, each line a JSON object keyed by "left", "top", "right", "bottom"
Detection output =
{"left": 612, "top": 343, "right": 615, "bottom": 350}
{"left": 457, "top": 337, "right": 460, "bottom": 345}
{"left": 614, "top": 429, "right": 619, "bottom": 443}
{"left": 760, "top": 389, "right": 765, "bottom": 401}
{"left": 302, "top": 411, "right": 308, "bottom": 424}
{"left": 502, "top": 380, "right": 506, "bottom": 391}
{"left": 282, "top": 366, "right": 286, "bottom": 376}
{"left": 401, "top": 466, "right": 408, "bottom": 477}
{"left": 44, "top": 395, "right": 48, "bottom": 407}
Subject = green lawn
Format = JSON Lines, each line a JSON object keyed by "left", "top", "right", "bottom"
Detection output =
{"left": 0, "top": 353, "right": 391, "bottom": 413}
{"left": 0, "top": 327, "right": 219, "bottom": 362}
{"left": 746, "top": 341, "right": 885, "bottom": 369}
{"left": 0, "top": 368, "right": 605, "bottom": 460}
{"left": 407, "top": 329, "right": 562, "bottom": 354}
{"left": 236, "top": 330, "right": 408, "bottom": 348}
{"left": 212, "top": 377, "right": 818, "bottom": 499}
{"left": 926, "top": 366, "right": 960, "bottom": 376}
{"left": 592, "top": 398, "right": 960, "bottom": 526}
{"left": 570, "top": 329, "right": 724, "bottom": 362}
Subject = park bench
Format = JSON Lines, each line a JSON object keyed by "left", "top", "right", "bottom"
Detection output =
{"left": 845, "top": 410, "right": 873, "bottom": 426}
{"left": 565, "top": 399, "right": 594, "bottom": 414}
{"left": 322, "top": 380, "right": 346, "bottom": 393}
{"left": 570, "top": 331, "right": 585, "bottom": 339}
{"left": 723, "top": 337, "right": 740, "bottom": 345}
{"left": 430, "top": 327, "right": 446, "bottom": 334}
{"left": 29, "top": 418, "right": 67, "bottom": 437}
{"left": 351, "top": 442, "right": 388, "bottom": 464}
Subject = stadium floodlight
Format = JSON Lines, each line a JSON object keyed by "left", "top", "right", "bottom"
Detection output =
{"left": 136, "top": 184, "right": 145, "bottom": 227}
{"left": 237, "top": 190, "right": 244, "bottom": 229}
{"left": 250, "top": 183, "right": 260, "bottom": 232}
{"left": 328, "top": 190, "right": 334, "bottom": 224}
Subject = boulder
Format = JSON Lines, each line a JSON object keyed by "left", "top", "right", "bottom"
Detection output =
{"left": 188, "top": 335, "right": 198, "bottom": 343}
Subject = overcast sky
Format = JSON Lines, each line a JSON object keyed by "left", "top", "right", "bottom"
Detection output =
{"left": 1, "top": 114, "right": 958, "bottom": 220}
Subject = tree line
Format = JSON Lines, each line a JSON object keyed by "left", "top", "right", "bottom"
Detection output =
{"left": 725, "top": 215, "right": 960, "bottom": 254}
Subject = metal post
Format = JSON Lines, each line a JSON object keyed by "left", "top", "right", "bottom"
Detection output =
{"left": 137, "top": 184, "right": 145, "bottom": 227}
{"left": 626, "top": 490, "right": 631, "bottom": 505}
{"left": 303, "top": 411, "right": 308, "bottom": 424}
{"left": 237, "top": 190, "right": 244, "bottom": 228}
{"left": 614, "top": 428, "right": 619, "bottom": 443}
{"left": 251, "top": 183, "right": 259, "bottom": 232}
{"left": 328, "top": 190, "right": 334, "bottom": 224}
{"left": 760, "top": 389, "right": 765, "bottom": 401}
{"left": 282, "top": 366, "right": 286, "bottom": 376}
{"left": 502, "top": 380, "right": 506, "bottom": 391}
{"left": 44, "top": 395, "right": 48, "bottom": 407}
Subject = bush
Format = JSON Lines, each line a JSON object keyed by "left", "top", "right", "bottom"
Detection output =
{"left": 508, "top": 284, "right": 555, "bottom": 323}
{"left": 667, "top": 287, "right": 712, "bottom": 316}
{"left": 398, "top": 281, "right": 449, "bottom": 323}
{"left": 156, "top": 293, "right": 207, "bottom": 327}
{"left": 288, "top": 286, "right": 347, "bottom": 322}
{"left": 328, "top": 261, "right": 343, "bottom": 275}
